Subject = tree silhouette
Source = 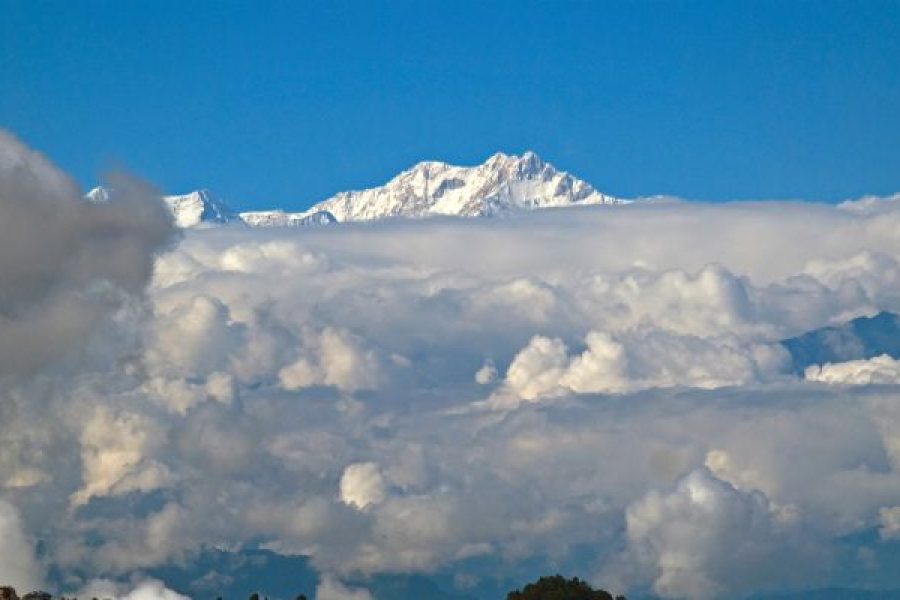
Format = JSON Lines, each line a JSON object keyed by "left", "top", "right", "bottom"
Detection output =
{"left": 505, "top": 575, "right": 624, "bottom": 600}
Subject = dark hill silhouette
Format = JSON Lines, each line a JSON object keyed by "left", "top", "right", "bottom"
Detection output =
{"left": 782, "top": 311, "right": 900, "bottom": 373}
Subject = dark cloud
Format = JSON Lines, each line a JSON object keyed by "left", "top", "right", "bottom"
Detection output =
{"left": 0, "top": 131, "right": 177, "bottom": 374}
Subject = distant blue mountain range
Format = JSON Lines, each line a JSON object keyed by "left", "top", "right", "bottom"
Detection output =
{"left": 782, "top": 311, "right": 900, "bottom": 374}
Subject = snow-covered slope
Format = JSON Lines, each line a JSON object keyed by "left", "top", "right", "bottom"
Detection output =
{"left": 163, "top": 189, "right": 236, "bottom": 228}
{"left": 87, "top": 187, "right": 240, "bottom": 228}
{"left": 303, "top": 151, "right": 621, "bottom": 222}
{"left": 87, "top": 186, "right": 337, "bottom": 229}
{"left": 239, "top": 209, "right": 337, "bottom": 227}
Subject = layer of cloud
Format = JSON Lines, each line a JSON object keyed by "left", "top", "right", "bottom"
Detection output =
{"left": 6, "top": 130, "right": 900, "bottom": 598}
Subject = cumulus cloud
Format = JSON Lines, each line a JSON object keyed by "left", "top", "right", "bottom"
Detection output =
{"left": 279, "top": 327, "right": 381, "bottom": 393}
{"left": 608, "top": 469, "right": 820, "bottom": 599}
{"left": 0, "top": 130, "right": 175, "bottom": 375}
{"left": 806, "top": 354, "right": 900, "bottom": 385}
{"left": 486, "top": 329, "right": 788, "bottom": 408}
{"left": 71, "top": 407, "right": 171, "bottom": 507}
{"left": 77, "top": 579, "right": 189, "bottom": 600}
{"left": 340, "top": 462, "right": 388, "bottom": 510}
{"left": 879, "top": 506, "right": 900, "bottom": 540}
{"left": 0, "top": 130, "right": 175, "bottom": 590}
{"left": 315, "top": 576, "right": 373, "bottom": 600}
{"left": 7, "top": 130, "right": 900, "bottom": 598}
{"left": 474, "top": 360, "right": 498, "bottom": 385}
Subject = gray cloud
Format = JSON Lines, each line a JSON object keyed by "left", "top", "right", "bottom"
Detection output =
{"left": 0, "top": 130, "right": 175, "bottom": 588}
{"left": 0, "top": 131, "right": 176, "bottom": 375}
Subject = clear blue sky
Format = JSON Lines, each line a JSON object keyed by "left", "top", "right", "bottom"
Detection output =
{"left": 2, "top": 1, "right": 899, "bottom": 210}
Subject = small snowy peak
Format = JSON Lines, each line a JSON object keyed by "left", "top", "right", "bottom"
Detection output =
{"left": 304, "top": 151, "right": 621, "bottom": 222}
{"left": 85, "top": 186, "right": 238, "bottom": 228}
{"left": 239, "top": 209, "right": 337, "bottom": 227}
{"left": 85, "top": 186, "right": 335, "bottom": 229}
{"left": 85, "top": 186, "right": 111, "bottom": 203}
{"left": 163, "top": 189, "right": 236, "bottom": 228}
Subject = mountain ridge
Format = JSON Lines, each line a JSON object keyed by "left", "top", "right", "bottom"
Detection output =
{"left": 304, "top": 150, "right": 621, "bottom": 222}
{"left": 87, "top": 151, "right": 624, "bottom": 228}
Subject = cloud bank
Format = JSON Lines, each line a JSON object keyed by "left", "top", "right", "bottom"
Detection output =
{"left": 3, "top": 131, "right": 900, "bottom": 598}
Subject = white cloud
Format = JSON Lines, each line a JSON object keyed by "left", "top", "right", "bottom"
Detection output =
{"left": 474, "top": 360, "right": 498, "bottom": 384}
{"left": 315, "top": 575, "right": 373, "bottom": 600}
{"left": 0, "top": 499, "right": 43, "bottom": 592}
{"left": 806, "top": 354, "right": 900, "bottom": 385}
{"left": 340, "top": 462, "right": 387, "bottom": 510}
{"left": 279, "top": 327, "right": 381, "bottom": 393}
{"left": 487, "top": 329, "right": 789, "bottom": 407}
{"left": 610, "top": 469, "right": 820, "bottom": 599}
{"left": 78, "top": 579, "right": 189, "bottom": 600}
{"left": 879, "top": 506, "right": 900, "bottom": 540}
{"left": 71, "top": 408, "right": 170, "bottom": 507}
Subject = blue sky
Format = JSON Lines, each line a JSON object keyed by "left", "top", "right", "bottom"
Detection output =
{"left": 1, "top": 0, "right": 899, "bottom": 211}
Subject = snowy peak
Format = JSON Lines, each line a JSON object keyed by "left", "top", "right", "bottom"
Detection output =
{"left": 483, "top": 150, "right": 544, "bottom": 176}
{"left": 163, "top": 189, "right": 236, "bottom": 228}
{"left": 305, "top": 151, "right": 621, "bottom": 222}
{"left": 86, "top": 186, "right": 336, "bottom": 229}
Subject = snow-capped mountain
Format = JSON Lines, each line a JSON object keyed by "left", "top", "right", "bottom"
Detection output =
{"left": 302, "top": 151, "right": 621, "bottom": 222}
{"left": 162, "top": 189, "right": 236, "bottom": 228}
{"left": 86, "top": 151, "right": 622, "bottom": 228}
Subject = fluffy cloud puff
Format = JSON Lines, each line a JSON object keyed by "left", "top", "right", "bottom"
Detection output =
{"left": 77, "top": 579, "right": 189, "bottom": 600}
{"left": 315, "top": 576, "right": 373, "bottom": 600}
{"left": 608, "top": 469, "right": 821, "bottom": 599}
{"left": 879, "top": 506, "right": 900, "bottom": 540}
{"left": 0, "top": 499, "right": 43, "bottom": 591}
{"left": 340, "top": 462, "right": 388, "bottom": 510}
{"left": 6, "top": 130, "right": 900, "bottom": 598}
{"left": 806, "top": 354, "right": 900, "bottom": 385}
{"left": 487, "top": 330, "right": 788, "bottom": 408}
